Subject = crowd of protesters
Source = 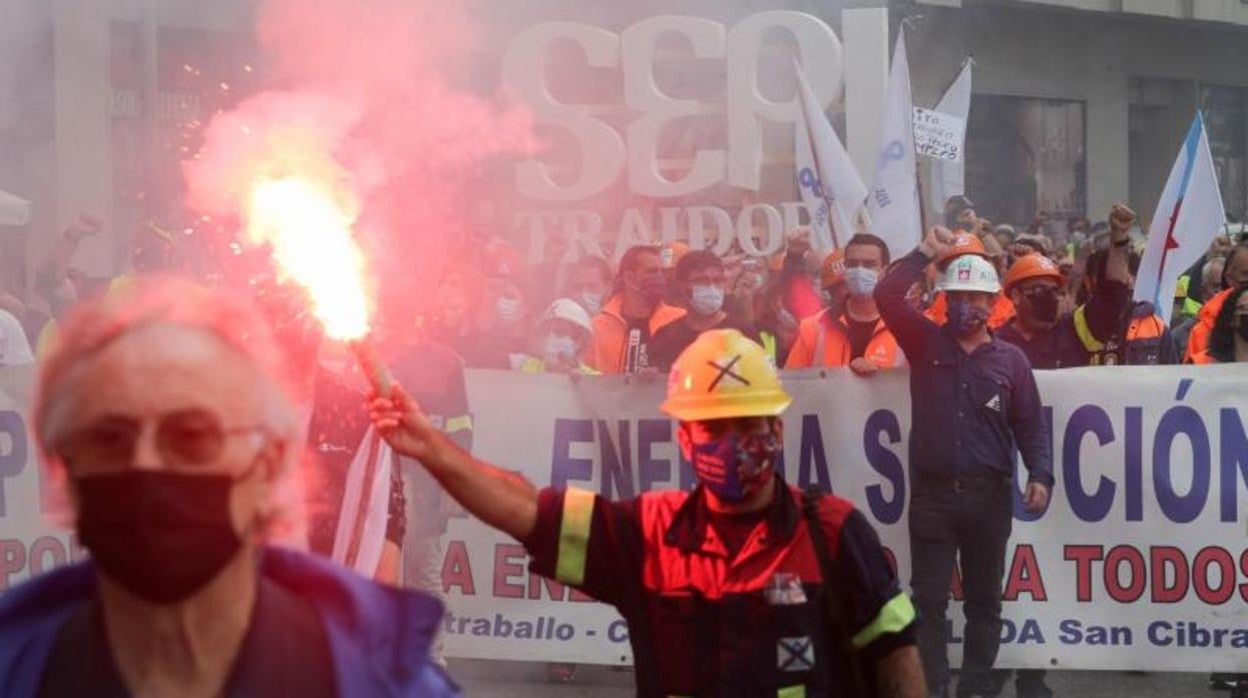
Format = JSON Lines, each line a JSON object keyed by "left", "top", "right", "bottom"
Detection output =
{"left": 3, "top": 197, "right": 1244, "bottom": 382}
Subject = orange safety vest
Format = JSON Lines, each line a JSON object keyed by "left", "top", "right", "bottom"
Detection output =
{"left": 925, "top": 291, "right": 1015, "bottom": 330}
{"left": 585, "top": 295, "right": 686, "bottom": 374}
{"left": 1184, "top": 287, "right": 1228, "bottom": 364}
{"left": 784, "top": 309, "right": 904, "bottom": 369}
{"left": 1073, "top": 303, "right": 1169, "bottom": 366}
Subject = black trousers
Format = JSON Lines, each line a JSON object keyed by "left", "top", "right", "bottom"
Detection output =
{"left": 909, "top": 474, "right": 1013, "bottom": 697}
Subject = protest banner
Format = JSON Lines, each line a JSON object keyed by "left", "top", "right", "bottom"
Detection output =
{"left": 445, "top": 364, "right": 1248, "bottom": 670}
{"left": 2, "top": 364, "right": 1247, "bottom": 671}
{"left": 913, "top": 107, "right": 965, "bottom": 163}
{"left": 0, "top": 374, "right": 86, "bottom": 589}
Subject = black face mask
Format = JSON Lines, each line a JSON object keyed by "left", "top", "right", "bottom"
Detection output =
{"left": 1025, "top": 289, "right": 1060, "bottom": 324}
{"left": 76, "top": 469, "right": 254, "bottom": 604}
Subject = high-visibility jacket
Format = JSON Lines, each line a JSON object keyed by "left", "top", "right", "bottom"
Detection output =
{"left": 784, "top": 309, "right": 905, "bottom": 369}
{"left": 523, "top": 478, "right": 918, "bottom": 697}
{"left": 513, "top": 355, "right": 599, "bottom": 375}
{"left": 1185, "top": 287, "right": 1229, "bottom": 364}
{"left": 1073, "top": 301, "right": 1175, "bottom": 366}
{"left": 759, "top": 330, "right": 780, "bottom": 366}
{"left": 925, "top": 291, "right": 1015, "bottom": 330}
{"left": 586, "top": 295, "right": 686, "bottom": 374}
{"left": 1173, "top": 274, "right": 1203, "bottom": 319}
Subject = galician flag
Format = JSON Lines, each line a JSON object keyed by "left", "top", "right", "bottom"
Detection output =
{"left": 794, "top": 58, "right": 867, "bottom": 252}
{"left": 867, "top": 26, "right": 921, "bottom": 261}
{"left": 1135, "top": 113, "right": 1226, "bottom": 325}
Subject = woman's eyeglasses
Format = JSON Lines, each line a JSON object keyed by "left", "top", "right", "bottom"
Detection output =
{"left": 53, "top": 408, "right": 269, "bottom": 472}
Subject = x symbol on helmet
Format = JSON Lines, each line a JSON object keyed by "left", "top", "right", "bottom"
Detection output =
{"left": 707, "top": 355, "right": 750, "bottom": 393}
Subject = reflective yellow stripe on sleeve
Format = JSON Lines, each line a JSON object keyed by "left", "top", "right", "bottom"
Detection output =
{"left": 444, "top": 415, "right": 473, "bottom": 434}
{"left": 777, "top": 686, "right": 806, "bottom": 698}
{"left": 1072, "top": 304, "right": 1104, "bottom": 352}
{"left": 851, "top": 592, "right": 917, "bottom": 650}
{"left": 555, "top": 488, "right": 595, "bottom": 586}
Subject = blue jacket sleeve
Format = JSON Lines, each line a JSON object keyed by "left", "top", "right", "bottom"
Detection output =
{"left": 409, "top": 662, "right": 460, "bottom": 696}
{"left": 1008, "top": 353, "right": 1055, "bottom": 487}
{"left": 874, "top": 250, "right": 939, "bottom": 358}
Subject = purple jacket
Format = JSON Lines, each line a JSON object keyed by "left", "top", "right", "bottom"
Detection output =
{"left": 0, "top": 546, "right": 458, "bottom": 697}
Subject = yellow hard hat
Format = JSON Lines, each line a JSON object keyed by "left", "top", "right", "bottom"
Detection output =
{"left": 661, "top": 329, "right": 792, "bottom": 422}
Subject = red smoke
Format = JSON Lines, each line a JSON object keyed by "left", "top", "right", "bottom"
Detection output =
{"left": 183, "top": 0, "right": 536, "bottom": 326}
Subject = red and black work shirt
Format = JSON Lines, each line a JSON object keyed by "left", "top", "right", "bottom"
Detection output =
{"left": 523, "top": 477, "right": 917, "bottom": 697}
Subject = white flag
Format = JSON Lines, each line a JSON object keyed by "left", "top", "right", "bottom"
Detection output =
{"left": 794, "top": 59, "right": 866, "bottom": 251}
{"left": 1135, "top": 113, "right": 1226, "bottom": 324}
{"left": 927, "top": 60, "right": 972, "bottom": 215}
{"left": 867, "top": 27, "right": 921, "bottom": 260}
{"left": 332, "top": 427, "right": 393, "bottom": 575}
{"left": 0, "top": 189, "right": 30, "bottom": 226}
{"left": 794, "top": 112, "right": 836, "bottom": 255}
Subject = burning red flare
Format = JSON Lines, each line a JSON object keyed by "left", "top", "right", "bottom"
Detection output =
{"left": 244, "top": 176, "right": 371, "bottom": 341}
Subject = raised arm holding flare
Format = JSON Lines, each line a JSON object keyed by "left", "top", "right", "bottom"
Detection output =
{"left": 369, "top": 385, "right": 538, "bottom": 541}
{"left": 368, "top": 330, "right": 925, "bottom": 698}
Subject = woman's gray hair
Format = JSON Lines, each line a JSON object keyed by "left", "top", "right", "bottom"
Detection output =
{"left": 35, "top": 276, "right": 308, "bottom": 544}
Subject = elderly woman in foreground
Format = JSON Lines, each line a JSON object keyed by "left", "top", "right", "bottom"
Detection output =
{"left": 0, "top": 279, "right": 456, "bottom": 697}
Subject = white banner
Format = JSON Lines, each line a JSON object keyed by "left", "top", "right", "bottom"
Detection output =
{"left": 446, "top": 365, "right": 1248, "bottom": 670}
{"left": 2, "top": 365, "right": 1247, "bottom": 671}
{"left": 913, "top": 107, "right": 965, "bottom": 163}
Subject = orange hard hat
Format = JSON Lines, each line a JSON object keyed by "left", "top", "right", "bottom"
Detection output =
{"left": 820, "top": 249, "right": 846, "bottom": 289}
{"left": 1003, "top": 253, "right": 1064, "bottom": 294}
{"left": 932, "top": 233, "right": 988, "bottom": 270}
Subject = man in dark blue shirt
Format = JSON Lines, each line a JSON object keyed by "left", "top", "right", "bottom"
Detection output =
{"left": 875, "top": 227, "right": 1054, "bottom": 698}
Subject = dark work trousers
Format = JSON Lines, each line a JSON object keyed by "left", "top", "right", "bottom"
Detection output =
{"left": 909, "top": 474, "right": 1013, "bottom": 697}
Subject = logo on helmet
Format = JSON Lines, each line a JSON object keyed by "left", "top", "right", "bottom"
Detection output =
{"left": 707, "top": 354, "right": 750, "bottom": 392}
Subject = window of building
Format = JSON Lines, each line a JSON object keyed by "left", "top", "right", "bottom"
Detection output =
{"left": 1130, "top": 78, "right": 1247, "bottom": 223}
{"left": 1201, "top": 85, "right": 1247, "bottom": 221}
{"left": 964, "top": 95, "right": 1086, "bottom": 230}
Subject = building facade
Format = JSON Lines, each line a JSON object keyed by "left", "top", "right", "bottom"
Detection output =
{"left": 0, "top": 0, "right": 255, "bottom": 290}
{"left": 908, "top": 0, "right": 1248, "bottom": 228}
{"left": 0, "top": 0, "right": 1244, "bottom": 292}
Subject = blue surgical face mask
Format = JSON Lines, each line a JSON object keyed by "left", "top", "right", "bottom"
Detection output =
{"left": 947, "top": 299, "right": 990, "bottom": 337}
{"left": 843, "top": 267, "right": 878, "bottom": 297}
{"left": 690, "top": 284, "right": 725, "bottom": 316}
{"left": 690, "top": 430, "right": 779, "bottom": 503}
{"left": 542, "top": 333, "right": 579, "bottom": 363}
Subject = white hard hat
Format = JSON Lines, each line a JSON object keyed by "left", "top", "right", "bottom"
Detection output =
{"left": 543, "top": 298, "right": 593, "bottom": 334}
{"left": 938, "top": 254, "right": 1001, "bottom": 294}
{"left": 0, "top": 309, "right": 33, "bottom": 367}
